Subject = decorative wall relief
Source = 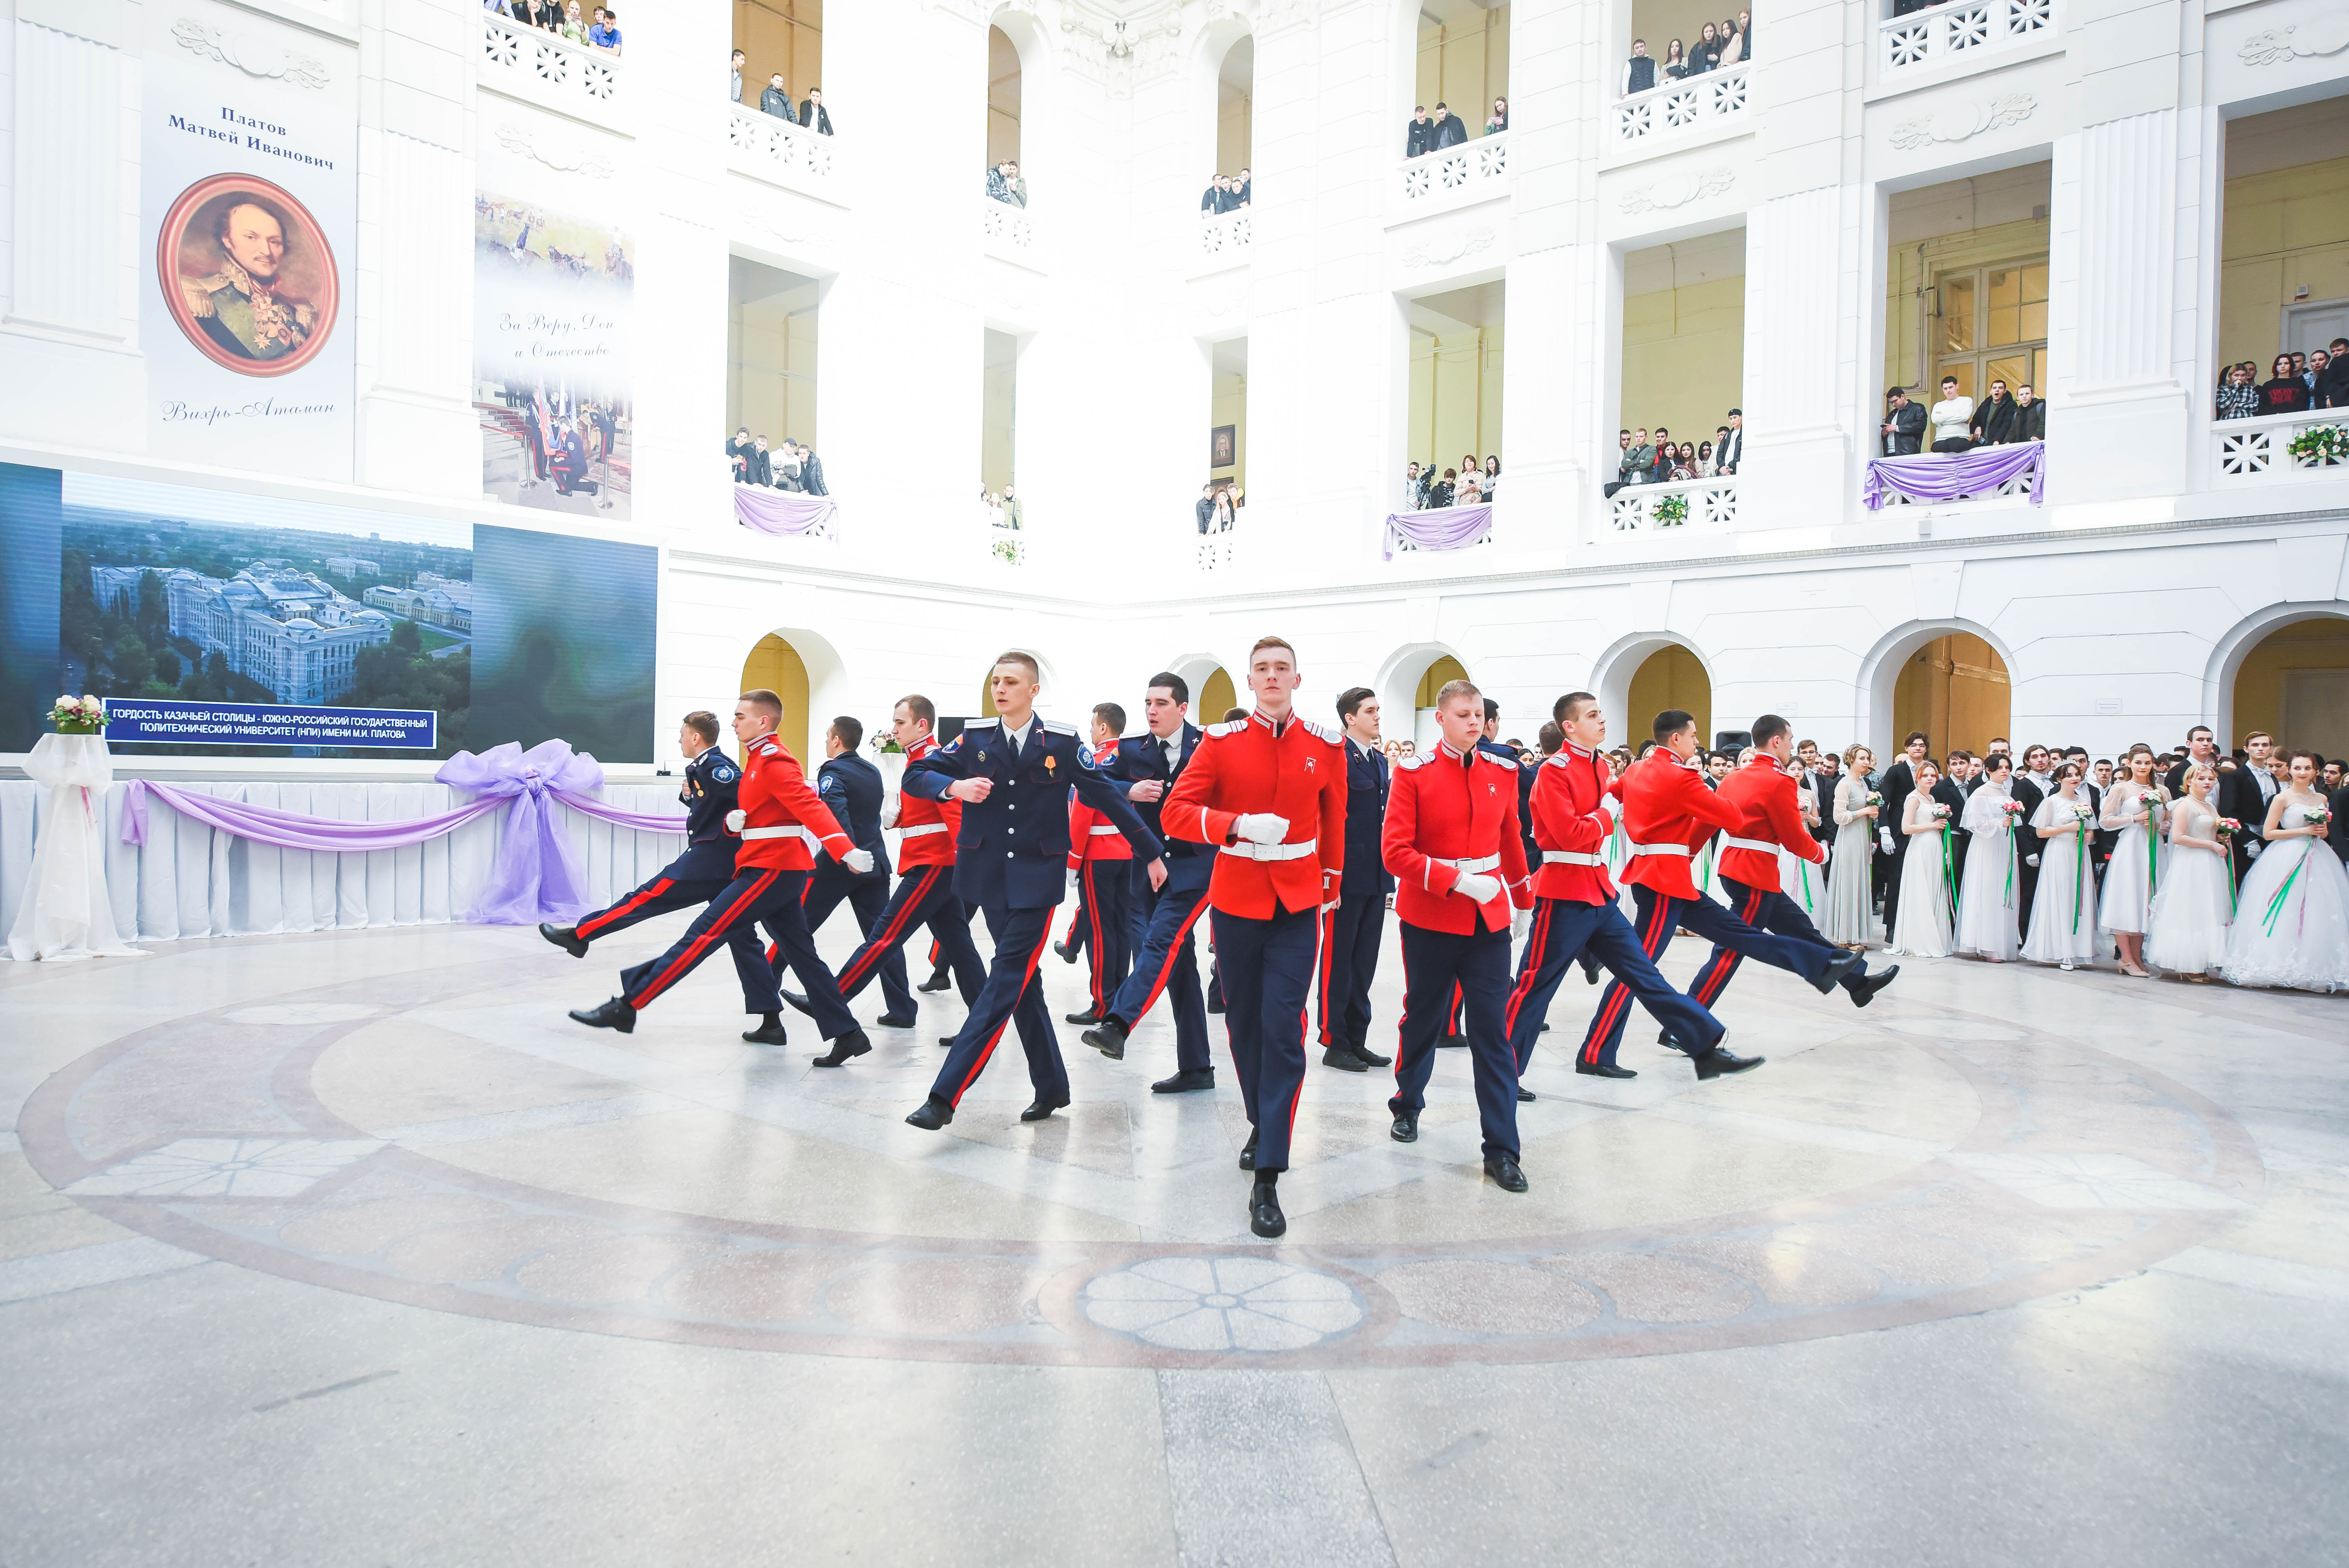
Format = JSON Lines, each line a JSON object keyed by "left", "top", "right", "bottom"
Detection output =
{"left": 171, "top": 18, "right": 330, "bottom": 88}
{"left": 1400, "top": 227, "right": 1496, "bottom": 269}
{"left": 494, "top": 122, "right": 617, "bottom": 180}
{"left": 1618, "top": 168, "right": 1735, "bottom": 215}
{"left": 1889, "top": 93, "right": 2036, "bottom": 150}
{"left": 2239, "top": 13, "right": 2349, "bottom": 66}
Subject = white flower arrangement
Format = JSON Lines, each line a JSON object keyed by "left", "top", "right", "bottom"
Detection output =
{"left": 49, "top": 694, "right": 105, "bottom": 735}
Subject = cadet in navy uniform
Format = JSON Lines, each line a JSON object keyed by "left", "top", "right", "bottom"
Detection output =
{"left": 1079, "top": 672, "right": 1216, "bottom": 1093}
{"left": 540, "top": 711, "right": 790, "bottom": 1043}
{"left": 1316, "top": 686, "right": 1395, "bottom": 1072}
{"left": 902, "top": 651, "right": 1165, "bottom": 1129}
{"left": 786, "top": 715, "right": 910, "bottom": 1022}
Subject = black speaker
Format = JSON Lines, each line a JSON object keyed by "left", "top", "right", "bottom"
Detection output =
{"left": 1715, "top": 730, "right": 1753, "bottom": 753}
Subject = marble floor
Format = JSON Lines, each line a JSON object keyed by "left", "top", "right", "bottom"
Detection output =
{"left": 3, "top": 906, "right": 2345, "bottom": 1566}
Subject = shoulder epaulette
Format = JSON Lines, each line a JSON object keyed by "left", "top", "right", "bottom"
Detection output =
{"left": 1479, "top": 749, "right": 1517, "bottom": 768}
{"left": 1542, "top": 753, "right": 1576, "bottom": 769}
{"left": 1040, "top": 718, "right": 1077, "bottom": 736}
{"left": 1397, "top": 751, "right": 1433, "bottom": 770}
{"left": 962, "top": 718, "right": 999, "bottom": 730}
{"left": 1299, "top": 718, "right": 1340, "bottom": 745}
{"left": 1203, "top": 719, "right": 1245, "bottom": 738}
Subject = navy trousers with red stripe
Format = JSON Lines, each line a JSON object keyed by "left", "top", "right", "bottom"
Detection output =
{"left": 1211, "top": 905, "right": 1317, "bottom": 1174}
{"left": 835, "top": 863, "right": 986, "bottom": 1008}
{"left": 1078, "top": 859, "right": 1132, "bottom": 1012}
{"left": 620, "top": 867, "right": 813, "bottom": 1017}
{"left": 1316, "top": 892, "right": 1384, "bottom": 1050}
{"left": 1106, "top": 877, "right": 1212, "bottom": 1073}
{"left": 1502, "top": 896, "right": 1721, "bottom": 1072}
{"left": 796, "top": 862, "right": 899, "bottom": 1008}
{"left": 1390, "top": 920, "right": 1521, "bottom": 1160}
{"left": 576, "top": 872, "right": 722, "bottom": 943}
{"left": 1685, "top": 876, "right": 1870, "bottom": 1011}
{"left": 929, "top": 903, "right": 1066, "bottom": 1107}
{"left": 1577, "top": 883, "right": 1840, "bottom": 1068}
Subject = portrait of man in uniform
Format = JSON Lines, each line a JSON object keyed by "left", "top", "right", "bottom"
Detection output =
{"left": 157, "top": 173, "right": 339, "bottom": 377}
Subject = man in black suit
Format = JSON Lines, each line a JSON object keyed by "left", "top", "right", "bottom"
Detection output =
{"left": 1932, "top": 754, "right": 1971, "bottom": 887}
{"left": 1876, "top": 732, "right": 1929, "bottom": 940}
{"left": 2006, "top": 762, "right": 2045, "bottom": 935}
{"left": 2165, "top": 725, "right": 2220, "bottom": 796}
{"left": 797, "top": 88, "right": 833, "bottom": 135}
{"left": 1405, "top": 105, "right": 1432, "bottom": 157}
{"left": 2221, "top": 732, "right": 2282, "bottom": 884}
{"left": 795, "top": 716, "right": 907, "bottom": 1020}
{"left": 1881, "top": 388, "right": 1926, "bottom": 455}
{"left": 1318, "top": 686, "right": 1395, "bottom": 1073}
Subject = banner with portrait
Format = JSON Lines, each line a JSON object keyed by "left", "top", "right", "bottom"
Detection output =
{"left": 473, "top": 122, "right": 635, "bottom": 520}
{"left": 140, "top": 0, "right": 358, "bottom": 482}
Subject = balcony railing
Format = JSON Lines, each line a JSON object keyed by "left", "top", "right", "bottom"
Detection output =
{"left": 1613, "top": 64, "right": 1750, "bottom": 146}
{"left": 1200, "top": 208, "right": 1253, "bottom": 259}
{"left": 1398, "top": 131, "right": 1512, "bottom": 206}
{"left": 2213, "top": 411, "right": 2349, "bottom": 486}
{"left": 727, "top": 104, "right": 833, "bottom": 185}
{"left": 1196, "top": 526, "right": 1236, "bottom": 572}
{"left": 480, "top": 13, "right": 620, "bottom": 116}
{"left": 1880, "top": 0, "right": 2053, "bottom": 78}
{"left": 1607, "top": 476, "right": 1739, "bottom": 533}
{"left": 982, "top": 198, "right": 1034, "bottom": 252}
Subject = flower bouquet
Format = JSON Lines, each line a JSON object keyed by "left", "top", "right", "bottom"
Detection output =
{"left": 2287, "top": 423, "right": 2349, "bottom": 466}
{"left": 1651, "top": 492, "right": 1689, "bottom": 526}
{"left": 49, "top": 694, "right": 105, "bottom": 735}
{"left": 1999, "top": 800, "right": 2027, "bottom": 822}
{"left": 2308, "top": 806, "right": 2333, "bottom": 832}
{"left": 1926, "top": 802, "right": 1953, "bottom": 825}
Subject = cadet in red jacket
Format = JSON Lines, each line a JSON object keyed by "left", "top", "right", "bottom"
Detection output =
{"left": 569, "top": 690, "right": 875, "bottom": 1064}
{"left": 1575, "top": 709, "right": 1862, "bottom": 1078}
{"left": 1501, "top": 691, "right": 1725, "bottom": 1082}
{"left": 1162, "top": 636, "right": 1346, "bottom": 1240}
{"left": 1383, "top": 677, "right": 1537, "bottom": 1193}
{"left": 1683, "top": 713, "right": 1897, "bottom": 1014}
{"left": 1062, "top": 704, "right": 1134, "bottom": 1025}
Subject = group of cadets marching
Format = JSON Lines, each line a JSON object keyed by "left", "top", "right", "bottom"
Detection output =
{"left": 545, "top": 640, "right": 1899, "bottom": 1239}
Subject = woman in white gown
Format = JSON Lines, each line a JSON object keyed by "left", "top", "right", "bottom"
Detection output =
{"left": 2145, "top": 762, "right": 2233, "bottom": 980}
{"left": 1885, "top": 759, "right": 1956, "bottom": 957}
{"left": 2023, "top": 763, "right": 2103, "bottom": 969}
{"left": 1821, "top": 745, "right": 1880, "bottom": 947}
{"left": 1781, "top": 773, "right": 1825, "bottom": 915}
{"left": 2220, "top": 749, "right": 2349, "bottom": 992}
{"left": 2098, "top": 744, "right": 2168, "bottom": 977}
{"left": 1955, "top": 752, "right": 2023, "bottom": 961}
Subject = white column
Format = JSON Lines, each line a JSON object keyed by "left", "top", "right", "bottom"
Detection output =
{"left": 1738, "top": 184, "right": 1858, "bottom": 530}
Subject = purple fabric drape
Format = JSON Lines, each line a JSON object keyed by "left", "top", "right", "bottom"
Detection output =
{"left": 734, "top": 484, "right": 839, "bottom": 538}
{"left": 1382, "top": 503, "right": 1494, "bottom": 560}
{"left": 122, "top": 781, "right": 503, "bottom": 851}
{"left": 1863, "top": 442, "right": 2045, "bottom": 510}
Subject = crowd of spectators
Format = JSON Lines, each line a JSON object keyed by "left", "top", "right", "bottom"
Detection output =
{"left": 1196, "top": 482, "right": 1242, "bottom": 533}
{"left": 1602, "top": 413, "right": 1741, "bottom": 497}
{"left": 981, "top": 486, "right": 1022, "bottom": 530}
{"left": 1619, "top": 11, "right": 1751, "bottom": 96}
{"left": 487, "top": 0, "right": 621, "bottom": 53}
{"left": 733, "top": 57, "right": 833, "bottom": 135}
{"left": 726, "top": 427, "right": 828, "bottom": 494}
{"left": 1400, "top": 453, "right": 1501, "bottom": 510}
{"left": 2216, "top": 341, "right": 2349, "bottom": 418}
{"left": 987, "top": 160, "right": 1028, "bottom": 208}
{"left": 1879, "top": 377, "right": 2045, "bottom": 456}
{"left": 1201, "top": 170, "right": 1253, "bottom": 217}
{"left": 1403, "top": 98, "right": 1507, "bottom": 156}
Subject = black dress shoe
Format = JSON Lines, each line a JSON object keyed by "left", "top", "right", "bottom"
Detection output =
{"left": 873, "top": 1012, "right": 918, "bottom": 1029}
{"left": 812, "top": 1030, "right": 872, "bottom": 1068}
{"left": 568, "top": 996, "right": 636, "bottom": 1033}
{"left": 917, "top": 970, "right": 953, "bottom": 994}
{"left": 1847, "top": 964, "right": 1899, "bottom": 1008}
{"left": 905, "top": 1094, "right": 955, "bottom": 1130}
{"left": 1576, "top": 1061, "right": 1638, "bottom": 1079}
{"left": 1082, "top": 1019, "right": 1129, "bottom": 1061}
{"left": 1020, "top": 1096, "right": 1069, "bottom": 1122}
{"left": 1238, "top": 1128, "right": 1258, "bottom": 1171}
{"left": 1516, "top": 1085, "right": 1535, "bottom": 1102}
{"left": 1206, "top": 993, "right": 1226, "bottom": 1015}
{"left": 540, "top": 922, "right": 588, "bottom": 958}
{"left": 1580, "top": 954, "right": 1602, "bottom": 985}
{"left": 1321, "top": 1045, "right": 1371, "bottom": 1073}
{"left": 1484, "top": 1153, "right": 1529, "bottom": 1193}
{"left": 741, "top": 1019, "right": 787, "bottom": 1046}
{"left": 1356, "top": 1046, "right": 1393, "bottom": 1067}
{"left": 1693, "top": 1046, "right": 1764, "bottom": 1080}
{"left": 1811, "top": 949, "right": 1863, "bottom": 996}
{"left": 1152, "top": 1067, "right": 1214, "bottom": 1094}
{"left": 1438, "top": 1034, "right": 1467, "bottom": 1050}
{"left": 1390, "top": 1109, "right": 1418, "bottom": 1143}
{"left": 1249, "top": 1179, "right": 1286, "bottom": 1238}
{"left": 939, "top": 1035, "right": 959, "bottom": 1048}
{"left": 1053, "top": 940, "right": 1079, "bottom": 965}
{"left": 1064, "top": 1007, "right": 1102, "bottom": 1026}
{"left": 779, "top": 989, "right": 813, "bottom": 1017}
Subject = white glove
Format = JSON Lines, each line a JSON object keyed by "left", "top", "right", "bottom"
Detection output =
{"left": 2024, "top": 853, "right": 2040, "bottom": 867}
{"left": 842, "top": 848, "right": 875, "bottom": 875}
{"left": 1454, "top": 871, "right": 1503, "bottom": 904}
{"left": 879, "top": 793, "right": 900, "bottom": 830}
{"left": 2244, "top": 840, "right": 2262, "bottom": 859}
{"left": 1878, "top": 827, "right": 1895, "bottom": 854}
{"left": 1233, "top": 812, "right": 1290, "bottom": 846}
{"left": 725, "top": 809, "right": 746, "bottom": 833}
{"left": 1510, "top": 907, "right": 1531, "bottom": 941}
{"left": 1067, "top": 864, "right": 1081, "bottom": 898}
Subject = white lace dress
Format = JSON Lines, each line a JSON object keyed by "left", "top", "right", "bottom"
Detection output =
{"left": 1821, "top": 775, "right": 1878, "bottom": 946}
{"left": 1954, "top": 781, "right": 2022, "bottom": 961}
{"left": 1885, "top": 792, "right": 1955, "bottom": 957}
{"left": 2219, "top": 799, "right": 2349, "bottom": 992}
{"left": 2022, "top": 794, "right": 2103, "bottom": 966}
{"left": 2098, "top": 783, "right": 2166, "bottom": 935}
{"left": 2144, "top": 798, "right": 2233, "bottom": 976}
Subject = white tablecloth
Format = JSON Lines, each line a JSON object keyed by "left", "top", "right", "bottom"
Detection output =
{"left": 0, "top": 778, "right": 689, "bottom": 945}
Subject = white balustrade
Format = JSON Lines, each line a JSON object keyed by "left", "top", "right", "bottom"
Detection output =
{"left": 1613, "top": 65, "right": 1749, "bottom": 147}
{"left": 2212, "top": 412, "right": 2349, "bottom": 486}
{"left": 1200, "top": 209, "right": 1253, "bottom": 259}
{"left": 1397, "top": 131, "right": 1512, "bottom": 206}
{"left": 1195, "top": 530, "right": 1236, "bottom": 572}
{"left": 480, "top": 13, "right": 620, "bottom": 115}
{"left": 982, "top": 199, "right": 1035, "bottom": 251}
{"left": 1606, "top": 477, "right": 1739, "bottom": 533}
{"left": 1879, "top": 0, "right": 2053, "bottom": 77}
{"left": 727, "top": 105, "right": 834, "bottom": 184}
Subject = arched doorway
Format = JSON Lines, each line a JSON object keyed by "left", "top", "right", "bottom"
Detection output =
{"left": 1891, "top": 633, "right": 2011, "bottom": 760}
{"left": 1626, "top": 645, "right": 1711, "bottom": 750}
{"left": 1163, "top": 654, "right": 1234, "bottom": 728}
{"left": 987, "top": 25, "right": 1022, "bottom": 168}
{"left": 1413, "top": 654, "right": 1471, "bottom": 750}
{"left": 741, "top": 633, "right": 811, "bottom": 763}
{"left": 1373, "top": 642, "right": 1470, "bottom": 754}
{"left": 2228, "top": 612, "right": 2349, "bottom": 756}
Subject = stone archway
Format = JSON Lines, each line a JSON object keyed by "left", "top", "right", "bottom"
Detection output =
{"left": 1857, "top": 618, "right": 2018, "bottom": 761}
{"left": 2213, "top": 605, "right": 2349, "bottom": 756}
{"left": 738, "top": 625, "right": 847, "bottom": 764}
{"left": 1591, "top": 633, "right": 1712, "bottom": 753}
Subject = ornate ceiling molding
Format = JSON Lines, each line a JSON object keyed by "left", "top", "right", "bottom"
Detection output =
{"left": 494, "top": 122, "right": 616, "bottom": 179}
{"left": 171, "top": 17, "right": 330, "bottom": 88}
{"left": 1889, "top": 92, "right": 2035, "bottom": 150}
{"left": 1618, "top": 167, "right": 1734, "bottom": 215}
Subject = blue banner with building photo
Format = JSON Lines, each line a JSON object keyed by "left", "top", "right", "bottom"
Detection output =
{"left": 101, "top": 699, "right": 436, "bottom": 749}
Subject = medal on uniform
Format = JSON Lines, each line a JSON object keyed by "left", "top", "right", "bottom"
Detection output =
{"left": 1045, "top": 754, "right": 1057, "bottom": 774}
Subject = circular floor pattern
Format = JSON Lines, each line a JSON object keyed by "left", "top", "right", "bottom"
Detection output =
{"left": 17, "top": 940, "right": 2269, "bottom": 1368}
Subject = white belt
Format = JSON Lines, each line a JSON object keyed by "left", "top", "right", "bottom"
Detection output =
{"left": 1431, "top": 853, "right": 1502, "bottom": 873}
{"left": 1628, "top": 841, "right": 1689, "bottom": 857}
{"left": 1721, "top": 836, "right": 1780, "bottom": 855}
{"left": 740, "top": 825, "right": 818, "bottom": 844}
{"left": 1541, "top": 851, "right": 1603, "bottom": 867}
{"left": 1219, "top": 837, "right": 1319, "bottom": 862}
{"left": 898, "top": 823, "right": 948, "bottom": 838}
{"left": 1088, "top": 824, "right": 1121, "bottom": 836}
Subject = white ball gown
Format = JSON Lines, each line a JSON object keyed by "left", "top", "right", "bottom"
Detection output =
{"left": 1885, "top": 793, "right": 1955, "bottom": 957}
{"left": 2098, "top": 782, "right": 2166, "bottom": 935}
{"left": 1820, "top": 775, "right": 1878, "bottom": 946}
{"left": 1954, "top": 779, "right": 2023, "bottom": 960}
{"left": 2219, "top": 799, "right": 2349, "bottom": 992}
{"left": 2023, "top": 793, "right": 2103, "bottom": 967}
{"left": 2144, "top": 797, "right": 2233, "bottom": 976}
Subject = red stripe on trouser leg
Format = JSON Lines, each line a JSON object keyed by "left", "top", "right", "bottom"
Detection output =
{"left": 1315, "top": 905, "right": 1337, "bottom": 1045}
{"left": 1695, "top": 885, "right": 1768, "bottom": 1006}
{"left": 1502, "top": 901, "right": 1552, "bottom": 1037}
{"left": 839, "top": 867, "right": 938, "bottom": 993}
{"left": 1390, "top": 938, "right": 1415, "bottom": 1088}
{"left": 1583, "top": 892, "right": 1669, "bottom": 1064}
{"left": 630, "top": 871, "right": 778, "bottom": 1009}
{"left": 1085, "top": 866, "right": 1109, "bottom": 1008}
{"left": 1125, "top": 895, "right": 1210, "bottom": 1022}
{"left": 577, "top": 878, "right": 676, "bottom": 940}
{"left": 951, "top": 917, "right": 1058, "bottom": 1104}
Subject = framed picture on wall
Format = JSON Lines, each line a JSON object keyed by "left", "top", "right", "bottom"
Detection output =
{"left": 1210, "top": 424, "right": 1236, "bottom": 468}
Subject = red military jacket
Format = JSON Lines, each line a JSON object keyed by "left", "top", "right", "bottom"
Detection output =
{"left": 1616, "top": 746, "right": 1743, "bottom": 901}
{"left": 1163, "top": 709, "right": 1346, "bottom": 919}
{"left": 734, "top": 732, "right": 856, "bottom": 872}
{"left": 1713, "top": 754, "right": 1826, "bottom": 888}
{"left": 1382, "top": 740, "right": 1535, "bottom": 934}
{"left": 893, "top": 734, "right": 961, "bottom": 870}
{"left": 1528, "top": 741, "right": 1620, "bottom": 905}
{"left": 1066, "top": 741, "right": 1133, "bottom": 869}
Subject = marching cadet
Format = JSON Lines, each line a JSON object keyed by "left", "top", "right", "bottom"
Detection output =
{"left": 1384, "top": 678, "right": 1537, "bottom": 1194}
{"left": 1062, "top": 703, "right": 1134, "bottom": 1026}
{"left": 540, "top": 710, "right": 787, "bottom": 1042}
{"left": 1499, "top": 692, "right": 1726, "bottom": 1087}
{"left": 789, "top": 716, "right": 902, "bottom": 1016}
{"left": 902, "top": 652, "right": 1165, "bottom": 1130}
{"left": 567, "top": 690, "right": 875, "bottom": 1065}
{"left": 1161, "top": 637, "right": 1347, "bottom": 1238}
{"left": 777, "top": 695, "right": 988, "bottom": 1029}
{"left": 1078, "top": 674, "right": 1215, "bottom": 1094}
{"left": 1574, "top": 709, "right": 1864, "bottom": 1078}
{"left": 1316, "top": 687, "right": 1394, "bottom": 1073}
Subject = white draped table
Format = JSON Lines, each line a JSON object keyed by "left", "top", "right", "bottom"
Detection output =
{"left": 5, "top": 734, "right": 141, "bottom": 961}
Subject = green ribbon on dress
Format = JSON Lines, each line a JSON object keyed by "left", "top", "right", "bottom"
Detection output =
{"left": 2071, "top": 817, "right": 2087, "bottom": 934}
{"left": 1939, "top": 823, "right": 1958, "bottom": 919}
{"left": 2261, "top": 854, "right": 2305, "bottom": 937}
{"left": 2145, "top": 798, "right": 2159, "bottom": 897}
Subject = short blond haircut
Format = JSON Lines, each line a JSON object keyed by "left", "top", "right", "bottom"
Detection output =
{"left": 738, "top": 689, "right": 783, "bottom": 722}
{"left": 1434, "top": 677, "right": 1481, "bottom": 710}
{"left": 1249, "top": 635, "right": 1296, "bottom": 662}
{"left": 991, "top": 650, "right": 1040, "bottom": 682}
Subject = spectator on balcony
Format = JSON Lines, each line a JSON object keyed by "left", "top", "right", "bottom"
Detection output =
{"left": 1969, "top": 379, "right": 2018, "bottom": 445}
{"left": 1459, "top": 469, "right": 1485, "bottom": 504}
{"left": 743, "top": 435, "right": 775, "bottom": 487}
{"left": 1718, "top": 409, "right": 1745, "bottom": 473}
{"left": 1882, "top": 387, "right": 1926, "bottom": 455}
{"left": 1625, "top": 429, "right": 1655, "bottom": 482}
{"left": 1197, "top": 483, "right": 1217, "bottom": 533}
{"left": 1428, "top": 468, "right": 1458, "bottom": 508}
{"left": 1929, "top": 377, "right": 1975, "bottom": 453}
{"left": 1738, "top": 10, "right": 1754, "bottom": 56}
{"left": 1647, "top": 429, "right": 1676, "bottom": 485}
{"left": 1486, "top": 98, "right": 1509, "bottom": 135}
{"left": 1429, "top": 103, "right": 1468, "bottom": 151}
{"left": 1403, "top": 461, "right": 1429, "bottom": 510}
{"left": 730, "top": 50, "right": 745, "bottom": 103}
{"left": 988, "top": 160, "right": 1028, "bottom": 208}
{"left": 795, "top": 441, "right": 828, "bottom": 495}
{"left": 562, "top": 2, "right": 589, "bottom": 43}
{"left": 727, "top": 427, "right": 756, "bottom": 482}
{"left": 1237, "top": 169, "right": 1251, "bottom": 205}
{"left": 587, "top": 6, "right": 619, "bottom": 52}
{"left": 799, "top": 88, "right": 833, "bottom": 135}
{"left": 2011, "top": 384, "right": 2046, "bottom": 442}
{"left": 1672, "top": 442, "right": 1702, "bottom": 480}
{"left": 2261, "top": 353, "right": 2312, "bottom": 415}
{"left": 2216, "top": 364, "right": 2259, "bottom": 421}
{"left": 1693, "top": 23, "right": 1722, "bottom": 73}
{"left": 1604, "top": 430, "right": 1634, "bottom": 497}
{"left": 1622, "top": 40, "right": 1657, "bottom": 97}
{"left": 1407, "top": 106, "right": 1433, "bottom": 158}
{"left": 2305, "top": 348, "right": 2328, "bottom": 400}
{"left": 1461, "top": 453, "right": 1482, "bottom": 490}
{"left": 1697, "top": 438, "right": 1717, "bottom": 474}
{"left": 1718, "top": 15, "right": 1746, "bottom": 66}
{"left": 772, "top": 441, "right": 803, "bottom": 492}
{"left": 1482, "top": 454, "right": 1500, "bottom": 495}
{"left": 1212, "top": 486, "right": 1236, "bottom": 530}
{"left": 761, "top": 74, "right": 793, "bottom": 118}
{"left": 2318, "top": 337, "right": 2349, "bottom": 406}
{"left": 1001, "top": 485, "right": 1022, "bottom": 530}
{"left": 2291, "top": 350, "right": 2309, "bottom": 383}
{"left": 1662, "top": 39, "right": 1688, "bottom": 80}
